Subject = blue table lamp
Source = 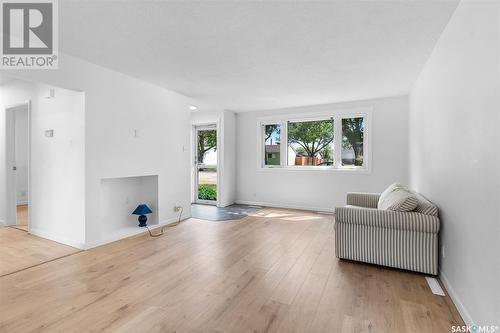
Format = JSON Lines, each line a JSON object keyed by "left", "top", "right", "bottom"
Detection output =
{"left": 132, "top": 204, "right": 152, "bottom": 227}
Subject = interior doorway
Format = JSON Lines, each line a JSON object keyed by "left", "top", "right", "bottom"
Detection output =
{"left": 194, "top": 125, "right": 218, "bottom": 205}
{"left": 6, "top": 102, "right": 30, "bottom": 232}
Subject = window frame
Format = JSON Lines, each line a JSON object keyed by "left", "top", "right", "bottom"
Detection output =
{"left": 261, "top": 121, "right": 285, "bottom": 168}
{"left": 257, "top": 107, "right": 372, "bottom": 173}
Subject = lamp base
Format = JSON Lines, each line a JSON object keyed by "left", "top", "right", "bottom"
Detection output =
{"left": 138, "top": 215, "right": 148, "bottom": 227}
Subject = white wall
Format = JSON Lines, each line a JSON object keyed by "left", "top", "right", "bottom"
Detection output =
{"left": 191, "top": 110, "right": 237, "bottom": 207}
{"left": 14, "top": 106, "right": 29, "bottom": 205}
{"left": 98, "top": 175, "right": 158, "bottom": 246}
{"left": 222, "top": 110, "right": 237, "bottom": 206}
{"left": 0, "top": 80, "right": 86, "bottom": 246}
{"left": 32, "top": 84, "right": 86, "bottom": 246}
{"left": 409, "top": 1, "right": 499, "bottom": 325}
{"left": 1, "top": 52, "right": 196, "bottom": 247}
{"left": 235, "top": 96, "right": 409, "bottom": 211}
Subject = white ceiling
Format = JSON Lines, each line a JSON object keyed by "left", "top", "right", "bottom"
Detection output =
{"left": 60, "top": 1, "right": 458, "bottom": 112}
{"left": 0, "top": 76, "right": 13, "bottom": 86}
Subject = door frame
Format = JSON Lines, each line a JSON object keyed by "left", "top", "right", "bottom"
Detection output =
{"left": 5, "top": 101, "right": 31, "bottom": 230}
{"left": 192, "top": 123, "right": 220, "bottom": 206}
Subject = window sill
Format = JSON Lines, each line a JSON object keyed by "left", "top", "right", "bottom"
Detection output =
{"left": 257, "top": 166, "right": 371, "bottom": 174}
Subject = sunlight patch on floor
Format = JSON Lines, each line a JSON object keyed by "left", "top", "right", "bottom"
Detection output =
{"left": 258, "top": 212, "right": 295, "bottom": 218}
{"left": 281, "top": 215, "right": 323, "bottom": 221}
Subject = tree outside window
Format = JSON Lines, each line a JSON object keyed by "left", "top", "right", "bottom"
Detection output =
{"left": 264, "top": 124, "right": 281, "bottom": 166}
{"left": 342, "top": 117, "right": 364, "bottom": 166}
{"left": 197, "top": 129, "right": 216, "bottom": 163}
{"left": 287, "top": 119, "right": 334, "bottom": 166}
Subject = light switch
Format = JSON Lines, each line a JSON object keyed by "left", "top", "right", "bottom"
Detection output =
{"left": 45, "top": 89, "right": 55, "bottom": 99}
{"left": 45, "top": 129, "right": 54, "bottom": 137}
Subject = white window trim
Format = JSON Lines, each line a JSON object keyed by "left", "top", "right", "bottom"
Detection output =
{"left": 256, "top": 107, "right": 372, "bottom": 173}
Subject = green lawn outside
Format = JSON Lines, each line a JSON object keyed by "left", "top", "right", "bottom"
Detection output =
{"left": 198, "top": 184, "right": 217, "bottom": 201}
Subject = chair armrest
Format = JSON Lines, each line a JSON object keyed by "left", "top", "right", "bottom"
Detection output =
{"left": 335, "top": 207, "right": 440, "bottom": 233}
{"left": 346, "top": 192, "right": 380, "bottom": 208}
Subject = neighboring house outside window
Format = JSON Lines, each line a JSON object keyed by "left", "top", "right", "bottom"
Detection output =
{"left": 265, "top": 144, "right": 280, "bottom": 165}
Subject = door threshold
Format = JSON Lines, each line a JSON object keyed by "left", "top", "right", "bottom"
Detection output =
{"left": 9, "top": 225, "right": 29, "bottom": 232}
{"left": 194, "top": 202, "right": 217, "bottom": 206}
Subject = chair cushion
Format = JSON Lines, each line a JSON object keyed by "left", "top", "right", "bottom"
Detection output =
{"left": 344, "top": 205, "right": 372, "bottom": 210}
{"left": 378, "top": 184, "right": 418, "bottom": 212}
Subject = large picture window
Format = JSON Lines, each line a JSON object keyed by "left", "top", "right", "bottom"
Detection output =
{"left": 259, "top": 111, "right": 369, "bottom": 171}
{"left": 287, "top": 119, "right": 334, "bottom": 166}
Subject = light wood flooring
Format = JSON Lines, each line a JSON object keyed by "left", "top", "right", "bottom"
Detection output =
{"left": 0, "top": 208, "right": 463, "bottom": 332}
{"left": 16, "top": 204, "right": 28, "bottom": 226}
{"left": 0, "top": 227, "right": 80, "bottom": 276}
{"left": 10, "top": 204, "right": 29, "bottom": 231}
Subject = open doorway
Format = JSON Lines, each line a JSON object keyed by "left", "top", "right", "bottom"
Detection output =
{"left": 6, "top": 103, "right": 30, "bottom": 232}
{"left": 194, "top": 125, "right": 218, "bottom": 205}
{"left": 0, "top": 79, "right": 84, "bottom": 275}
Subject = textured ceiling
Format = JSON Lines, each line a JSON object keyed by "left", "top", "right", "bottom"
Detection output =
{"left": 59, "top": 1, "right": 458, "bottom": 111}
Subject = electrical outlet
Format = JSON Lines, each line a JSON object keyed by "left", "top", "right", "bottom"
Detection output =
{"left": 174, "top": 205, "right": 182, "bottom": 212}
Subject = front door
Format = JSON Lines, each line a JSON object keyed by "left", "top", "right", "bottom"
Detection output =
{"left": 195, "top": 126, "right": 217, "bottom": 204}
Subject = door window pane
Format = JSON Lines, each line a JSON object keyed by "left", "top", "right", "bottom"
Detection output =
{"left": 197, "top": 129, "right": 217, "bottom": 201}
{"left": 342, "top": 117, "right": 364, "bottom": 167}
{"left": 264, "top": 124, "right": 281, "bottom": 166}
{"left": 287, "top": 119, "right": 334, "bottom": 166}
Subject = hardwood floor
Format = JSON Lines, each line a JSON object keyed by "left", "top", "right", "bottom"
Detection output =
{"left": 16, "top": 204, "right": 28, "bottom": 227}
{"left": 10, "top": 225, "right": 28, "bottom": 232}
{"left": 0, "top": 208, "right": 463, "bottom": 332}
{"left": 0, "top": 227, "right": 80, "bottom": 276}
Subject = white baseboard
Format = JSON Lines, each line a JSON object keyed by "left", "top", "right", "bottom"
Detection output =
{"left": 29, "top": 228, "right": 86, "bottom": 249}
{"left": 439, "top": 270, "right": 473, "bottom": 325}
{"left": 29, "top": 214, "right": 191, "bottom": 250}
{"left": 235, "top": 200, "right": 334, "bottom": 213}
{"left": 82, "top": 214, "right": 191, "bottom": 250}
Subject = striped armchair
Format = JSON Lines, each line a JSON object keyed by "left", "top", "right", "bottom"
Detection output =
{"left": 335, "top": 191, "right": 440, "bottom": 275}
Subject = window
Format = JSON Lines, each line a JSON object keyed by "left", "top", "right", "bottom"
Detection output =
{"left": 263, "top": 123, "right": 281, "bottom": 166}
{"left": 259, "top": 111, "right": 369, "bottom": 171}
{"left": 342, "top": 117, "right": 364, "bottom": 167}
{"left": 287, "top": 119, "right": 334, "bottom": 166}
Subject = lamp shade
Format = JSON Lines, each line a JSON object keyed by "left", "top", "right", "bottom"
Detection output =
{"left": 132, "top": 204, "right": 152, "bottom": 215}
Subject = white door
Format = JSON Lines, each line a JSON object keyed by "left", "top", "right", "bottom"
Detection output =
{"left": 194, "top": 125, "right": 217, "bottom": 205}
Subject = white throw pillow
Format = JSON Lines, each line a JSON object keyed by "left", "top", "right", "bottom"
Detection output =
{"left": 378, "top": 183, "right": 404, "bottom": 209}
{"left": 378, "top": 184, "right": 418, "bottom": 212}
